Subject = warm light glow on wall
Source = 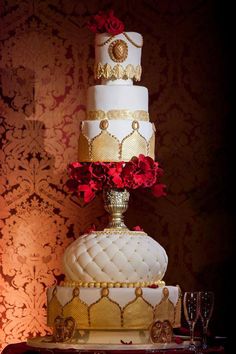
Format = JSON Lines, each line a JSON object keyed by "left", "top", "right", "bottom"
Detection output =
{"left": 0, "top": 0, "right": 233, "bottom": 351}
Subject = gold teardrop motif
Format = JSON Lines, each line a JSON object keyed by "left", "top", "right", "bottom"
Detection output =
{"left": 108, "top": 39, "right": 128, "bottom": 63}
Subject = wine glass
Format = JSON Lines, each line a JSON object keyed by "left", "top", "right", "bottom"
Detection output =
{"left": 199, "top": 291, "right": 214, "bottom": 349}
{"left": 183, "top": 292, "right": 200, "bottom": 351}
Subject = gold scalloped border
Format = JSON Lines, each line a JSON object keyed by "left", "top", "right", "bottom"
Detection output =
{"left": 94, "top": 63, "right": 142, "bottom": 81}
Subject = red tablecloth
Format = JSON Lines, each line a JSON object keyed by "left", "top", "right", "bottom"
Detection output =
{"left": 1, "top": 342, "right": 225, "bottom": 354}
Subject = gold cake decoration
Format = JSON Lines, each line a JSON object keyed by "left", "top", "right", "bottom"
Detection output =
{"left": 63, "top": 288, "right": 89, "bottom": 328}
{"left": 94, "top": 63, "right": 142, "bottom": 81}
{"left": 78, "top": 127, "right": 155, "bottom": 162}
{"left": 53, "top": 315, "right": 76, "bottom": 342}
{"left": 47, "top": 285, "right": 181, "bottom": 330}
{"left": 89, "top": 288, "right": 122, "bottom": 329}
{"left": 108, "top": 39, "right": 128, "bottom": 63}
{"left": 123, "top": 287, "right": 154, "bottom": 328}
{"left": 47, "top": 287, "right": 63, "bottom": 327}
{"left": 87, "top": 109, "right": 149, "bottom": 121}
{"left": 61, "top": 280, "right": 165, "bottom": 289}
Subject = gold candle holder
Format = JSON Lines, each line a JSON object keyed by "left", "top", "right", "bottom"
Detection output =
{"left": 103, "top": 188, "right": 130, "bottom": 229}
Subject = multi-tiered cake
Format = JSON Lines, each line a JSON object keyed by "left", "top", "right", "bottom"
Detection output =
{"left": 43, "top": 16, "right": 181, "bottom": 347}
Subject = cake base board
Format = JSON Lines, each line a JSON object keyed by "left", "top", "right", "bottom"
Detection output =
{"left": 27, "top": 335, "right": 194, "bottom": 350}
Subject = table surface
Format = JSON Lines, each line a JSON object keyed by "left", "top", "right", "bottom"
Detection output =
{"left": 1, "top": 342, "right": 225, "bottom": 354}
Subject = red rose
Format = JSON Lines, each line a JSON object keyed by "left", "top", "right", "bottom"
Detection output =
{"left": 104, "top": 11, "right": 124, "bottom": 35}
{"left": 151, "top": 183, "right": 167, "bottom": 197}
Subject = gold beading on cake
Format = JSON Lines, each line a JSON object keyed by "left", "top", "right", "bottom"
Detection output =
{"left": 94, "top": 63, "right": 142, "bottom": 81}
{"left": 87, "top": 110, "right": 149, "bottom": 121}
{"left": 61, "top": 280, "right": 165, "bottom": 288}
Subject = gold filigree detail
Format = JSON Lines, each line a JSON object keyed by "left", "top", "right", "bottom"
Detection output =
{"left": 87, "top": 110, "right": 149, "bottom": 121}
{"left": 53, "top": 315, "right": 76, "bottom": 342}
{"left": 94, "top": 63, "right": 142, "bottom": 81}
{"left": 150, "top": 320, "right": 173, "bottom": 343}
{"left": 103, "top": 188, "right": 130, "bottom": 229}
{"left": 108, "top": 39, "right": 128, "bottom": 63}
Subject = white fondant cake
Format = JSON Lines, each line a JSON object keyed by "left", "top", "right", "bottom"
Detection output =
{"left": 43, "top": 26, "right": 182, "bottom": 348}
{"left": 63, "top": 230, "right": 167, "bottom": 284}
{"left": 78, "top": 31, "right": 155, "bottom": 162}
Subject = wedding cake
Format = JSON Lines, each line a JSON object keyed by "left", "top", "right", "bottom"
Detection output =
{"left": 43, "top": 12, "right": 181, "bottom": 347}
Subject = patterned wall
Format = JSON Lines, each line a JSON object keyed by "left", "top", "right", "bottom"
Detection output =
{"left": 0, "top": 0, "right": 234, "bottom": 350}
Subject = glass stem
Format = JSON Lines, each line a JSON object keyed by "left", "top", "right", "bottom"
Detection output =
{"left": 202, "top": 324, "right": 208, "bottom": 349}
{"left": 190, "top": 322, "right": 195, "bottom": 345}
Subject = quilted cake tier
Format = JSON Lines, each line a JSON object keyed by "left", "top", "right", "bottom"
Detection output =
{"left": 63, "top": 230, "right": 168, "bottom": 284}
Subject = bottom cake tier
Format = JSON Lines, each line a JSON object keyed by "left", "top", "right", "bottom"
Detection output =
{"left": 47, "top": 285, "right": 181, "bottom": 344}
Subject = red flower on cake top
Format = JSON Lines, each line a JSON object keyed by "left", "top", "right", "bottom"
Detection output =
{"left": 87, "top": 10, "right": 125, "bottom": 35}
{"left": 67, "top": 155, "right": 166, "bottom": 203}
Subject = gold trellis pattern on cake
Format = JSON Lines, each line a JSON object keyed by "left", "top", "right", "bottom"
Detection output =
{"left": 62, "top": 288, "right": 89, "bottom": 328}
{"left": 122, "top": 288, "right": 154, "bottom": 328}
{"left": 78, "top": 126, "right": 155, "bottom": 162}
{"left": 47, "top": 286, "right": 181, "bottom": 330}
{"left": 94, "top": 63, "right": 142, "bottom": 81}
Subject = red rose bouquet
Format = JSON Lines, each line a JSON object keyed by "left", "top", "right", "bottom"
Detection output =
{"left": 87, "top": 10, "right": 125, "bottom": 35}
{"left": 67, "top": 155, "right": 166, "bottom": 203}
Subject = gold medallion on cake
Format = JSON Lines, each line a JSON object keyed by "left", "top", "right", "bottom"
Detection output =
{"left": 108, "top": 39, "right": 128, "bottom": 63}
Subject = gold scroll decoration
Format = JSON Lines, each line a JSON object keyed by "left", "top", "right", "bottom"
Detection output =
{"left": 94, "top": 63, "right": 142, "bottom": 81}
{"left": 87, "top": 110, "right": 149, "bottom": 121}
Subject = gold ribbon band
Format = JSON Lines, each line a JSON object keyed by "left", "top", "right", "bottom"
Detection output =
{"left": 87, "top": 110, "right": 149, "bottom": 121}
{"left": 94, "top": 63, "right": 142, "bottom": 81}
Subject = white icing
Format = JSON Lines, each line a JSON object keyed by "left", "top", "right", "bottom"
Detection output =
{"left": 95, "top": 32, "right": 142, "bottom": 69}
{"left": 63, "top": 231, "right": 168, "bottom": 283}
{"left": 87, "top": 85, "right": 148, "bottom": 112}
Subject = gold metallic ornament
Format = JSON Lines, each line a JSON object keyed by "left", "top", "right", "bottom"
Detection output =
{"left": 108, "top": 39, "right": 128, "bottom": 63}
{"left": 99, "top": 119, "right": 109, "bottom": 130}
{"left": 132, "top": 120, "right": 139, "bottom": 130}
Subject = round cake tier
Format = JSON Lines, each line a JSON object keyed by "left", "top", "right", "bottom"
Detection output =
{"left": 63, "top": 230, "right": 167, "bottom": 284}
{"left": 87, "top": 85, "right": 148, "bottom": 116}
{"left": 95, "top": 32, "right": 143, "bottom": 82}
{"left": 47, "top": 285, "right": 181, "bottom": 331}
{"left": 78, "top": 119, "right": 155, "bottom": 162}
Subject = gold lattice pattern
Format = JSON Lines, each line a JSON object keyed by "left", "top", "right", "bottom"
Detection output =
{"left": 47, "top": 287, "right": 181, "bottom": 330}
{"left": 94, "top": 63, "right": 142, "bottom": 81}
{"left": 78, "top": 129, "right": 155, "bottom": 162}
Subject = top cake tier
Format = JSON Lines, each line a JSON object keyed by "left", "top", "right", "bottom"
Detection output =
{"left": 94, "top": 32, "right": 143, "bottom": 83}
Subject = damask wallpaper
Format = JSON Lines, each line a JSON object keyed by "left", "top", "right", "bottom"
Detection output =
{"left": 0, "top": 0, "right": 234, "bottom": 350}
